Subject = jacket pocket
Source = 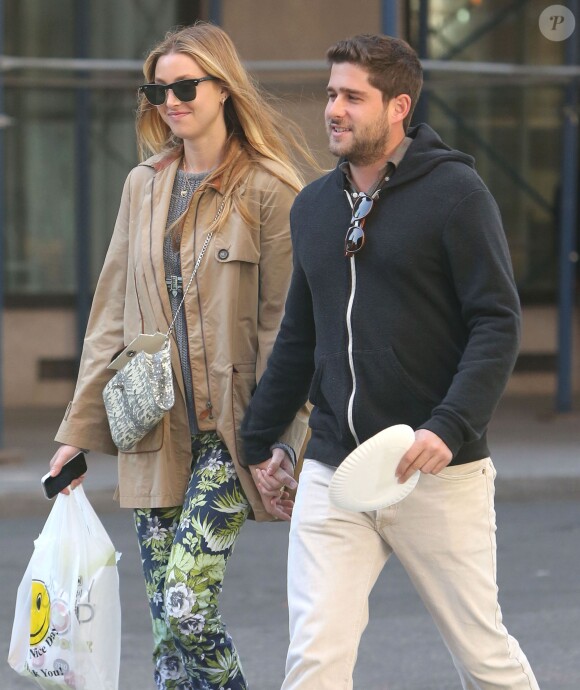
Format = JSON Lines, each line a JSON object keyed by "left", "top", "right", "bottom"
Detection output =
{"left": 233, "top": 362, "right": 256, "bottom": 375}
{"left": 231, "top": 363, "right": 257, "bottom": 466}
{"left": 214, "top": 239, "right": 260, "bottom": 265}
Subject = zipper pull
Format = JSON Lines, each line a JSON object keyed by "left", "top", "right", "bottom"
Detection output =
{"left": 199, "top": 400, "right": 214, "bottom": 421}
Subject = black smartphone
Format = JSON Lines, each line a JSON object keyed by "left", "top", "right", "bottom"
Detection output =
{"left": 41, "top": 451, "right": 87, "bottom": 499}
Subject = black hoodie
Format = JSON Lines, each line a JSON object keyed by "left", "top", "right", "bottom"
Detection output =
{"left": 242, "top": 123, "right": 521, "bottom": 467}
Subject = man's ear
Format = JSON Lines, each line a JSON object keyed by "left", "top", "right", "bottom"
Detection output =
{"left": 390, "top": 94, "right": 412, "bottom": 125}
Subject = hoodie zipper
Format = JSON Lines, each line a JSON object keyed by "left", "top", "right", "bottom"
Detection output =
{"left": 344, "top": 188, "right": 360, "bottom": 445}
{"left": 344, "top": 176, "right": 390, "bottom": 446}
{"left": 346, "top": 251, "right": 361, "bottom": 445}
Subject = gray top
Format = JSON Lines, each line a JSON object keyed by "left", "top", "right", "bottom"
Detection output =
{"left": 163, "top": 168, "right": 208, "bottom": 433}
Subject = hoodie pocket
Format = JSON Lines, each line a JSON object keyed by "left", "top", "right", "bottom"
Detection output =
{"left": 308, "top": 352, "right": 350, "bottom": 439}
{"left": 383, "top": 347, "right": 437, "bottom": 405}
{"left": 352, "top": 347, "right": 438, "bottom": 440}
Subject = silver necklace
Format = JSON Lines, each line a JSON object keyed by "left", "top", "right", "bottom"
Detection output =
{"left": 180, "top": 158, "right": 193, "bottom": 198}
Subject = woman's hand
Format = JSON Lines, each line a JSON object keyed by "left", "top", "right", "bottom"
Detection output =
{"left": 249, "top": 447, "right": 297, "bottom": 521}
{"left": 49, "top": 444, "right": 86, "bottom": 495}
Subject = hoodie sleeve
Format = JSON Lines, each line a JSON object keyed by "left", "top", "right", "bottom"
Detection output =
{"left": 419, "top": 188, "right": 521, "bottom": 455}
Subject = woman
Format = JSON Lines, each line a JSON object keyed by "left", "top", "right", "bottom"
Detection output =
{"left": 49, "top": 22, "right": 310, "bottom": 690}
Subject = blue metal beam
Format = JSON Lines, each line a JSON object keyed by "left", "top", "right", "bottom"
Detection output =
{"left": 414, "top": 0, "right": 431, "bottom": 126}
{"left": 556, "top": 0, "right": 579, "bottom": 412}
{"left": 75, "top": 0, "right": 91, "bottom": 358}
{"left": 0, "top": 0, "right": 5, "bottom": 447}
{"left": 209, "top": 0, "right": 222, "bottom": 26}
{"left": 418, "top": 0, "right": 430, "bottom": 56}
{"left": 381, "top": 0, "right": 398, "bottom": 37}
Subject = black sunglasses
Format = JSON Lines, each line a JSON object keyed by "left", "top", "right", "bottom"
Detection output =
{"left": 344, "top": 194, "right": 375, "bottom": 257}
{"left": 139, "top": 76, "right": 217, "bottom": 106}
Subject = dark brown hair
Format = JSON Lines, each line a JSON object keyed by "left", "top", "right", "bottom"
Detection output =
{"left": 326, "top": 34, "right": 423, "bottom": 130}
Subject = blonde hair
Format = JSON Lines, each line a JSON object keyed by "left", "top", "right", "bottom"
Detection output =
{"left": 136, "top": 22, "right": 316, "bottom": 234}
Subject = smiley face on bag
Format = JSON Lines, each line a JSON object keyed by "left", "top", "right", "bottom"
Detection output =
{"left": 9, "top": 487, "right": 121, "bottom": 689}
{"left": 30, "top": 580, "right": 50, "bottom": 646}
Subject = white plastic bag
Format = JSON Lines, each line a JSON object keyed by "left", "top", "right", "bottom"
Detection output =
{"left": 8, "top": 485, "right": 121, "bottom": 690}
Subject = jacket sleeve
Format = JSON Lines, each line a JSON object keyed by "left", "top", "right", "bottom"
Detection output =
{"left": 252, "top": 176, "right": 311, "bottom": 462}
{"left": 54, "top": 171, "right": 135, "bottom": 455}
{"left": 420, "top": 188, "right": 521, "bottom": 455}
{"left": 243, "top": 193, "right": 316, "bottom": 465}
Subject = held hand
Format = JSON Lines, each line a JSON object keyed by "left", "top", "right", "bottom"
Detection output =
{"left": 396, "top": 429, "right": 452, "bottom": 484}
{"left": 49, "top": 444, "right": 86, "bottom": 495}
{"left": 249, "top": 448, "right": 297, "bottom": 522}
{"left": 252, "top": 448, "right": 297, "bottom": 496}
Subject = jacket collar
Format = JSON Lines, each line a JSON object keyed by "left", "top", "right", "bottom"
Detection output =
{"left": 141, "top": 149, "right": 224, "bottom": 192}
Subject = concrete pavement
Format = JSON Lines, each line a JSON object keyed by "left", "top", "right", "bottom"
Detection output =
{"left": 3, "top": 498, "right": 578, "bottom": 690}
{"left": 1, "top": 393, "right": 579, "bottom": 689}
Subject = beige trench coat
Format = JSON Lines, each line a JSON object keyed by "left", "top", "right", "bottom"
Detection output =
{"left": 56, "top": 153, "right": 309, "bottom": 520}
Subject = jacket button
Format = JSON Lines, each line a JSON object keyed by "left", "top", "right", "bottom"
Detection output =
{"left": 218, "top": 249, "right": 229, "bottom": 260}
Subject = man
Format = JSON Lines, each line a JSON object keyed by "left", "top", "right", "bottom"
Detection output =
{"left": 242, "top": 34, "right": 539, "bottom": 690}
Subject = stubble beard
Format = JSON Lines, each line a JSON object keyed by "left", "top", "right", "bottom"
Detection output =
{"left": 328, "top": 113, "right": 391, "bottom": 167}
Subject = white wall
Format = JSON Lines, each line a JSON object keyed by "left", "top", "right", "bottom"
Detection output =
{"left": 4, "top": 309, "right": 76, "bottom": 408}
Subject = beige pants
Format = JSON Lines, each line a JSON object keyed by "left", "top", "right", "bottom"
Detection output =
{"left": 283, "top": 457, "right": 539, "bottom": 690}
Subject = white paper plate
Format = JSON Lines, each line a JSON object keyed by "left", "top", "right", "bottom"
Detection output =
{"left": 329, "top": 424, "right": 419, "bottom": 512}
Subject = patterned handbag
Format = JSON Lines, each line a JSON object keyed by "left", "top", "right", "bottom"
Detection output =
{"left": 102, "top": 340, "right": 175, "bottom": 451}
{"left": 103, "top": 200, "right": 224, "bottom": 451}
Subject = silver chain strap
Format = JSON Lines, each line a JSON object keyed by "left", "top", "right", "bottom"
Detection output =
{"left": 165, "top": 196, "right": 227, "bottom": 339}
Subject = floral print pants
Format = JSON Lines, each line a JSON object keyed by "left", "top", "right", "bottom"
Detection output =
{"left": 134, "top": 433, "right": 251, "bottom": 690}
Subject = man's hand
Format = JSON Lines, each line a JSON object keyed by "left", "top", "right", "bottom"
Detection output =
{"left": 396, "top": 429, "right": 452, "bottom": 484}
{"left": 249, "top": 447, "right": 297, "bottom": 521}
{"left": 49, "top": 444, "right": 86, "bottom": 495}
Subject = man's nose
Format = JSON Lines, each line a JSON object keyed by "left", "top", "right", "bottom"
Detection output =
{"left": 326, "top": 97, "right": 344, "bottom": 120}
